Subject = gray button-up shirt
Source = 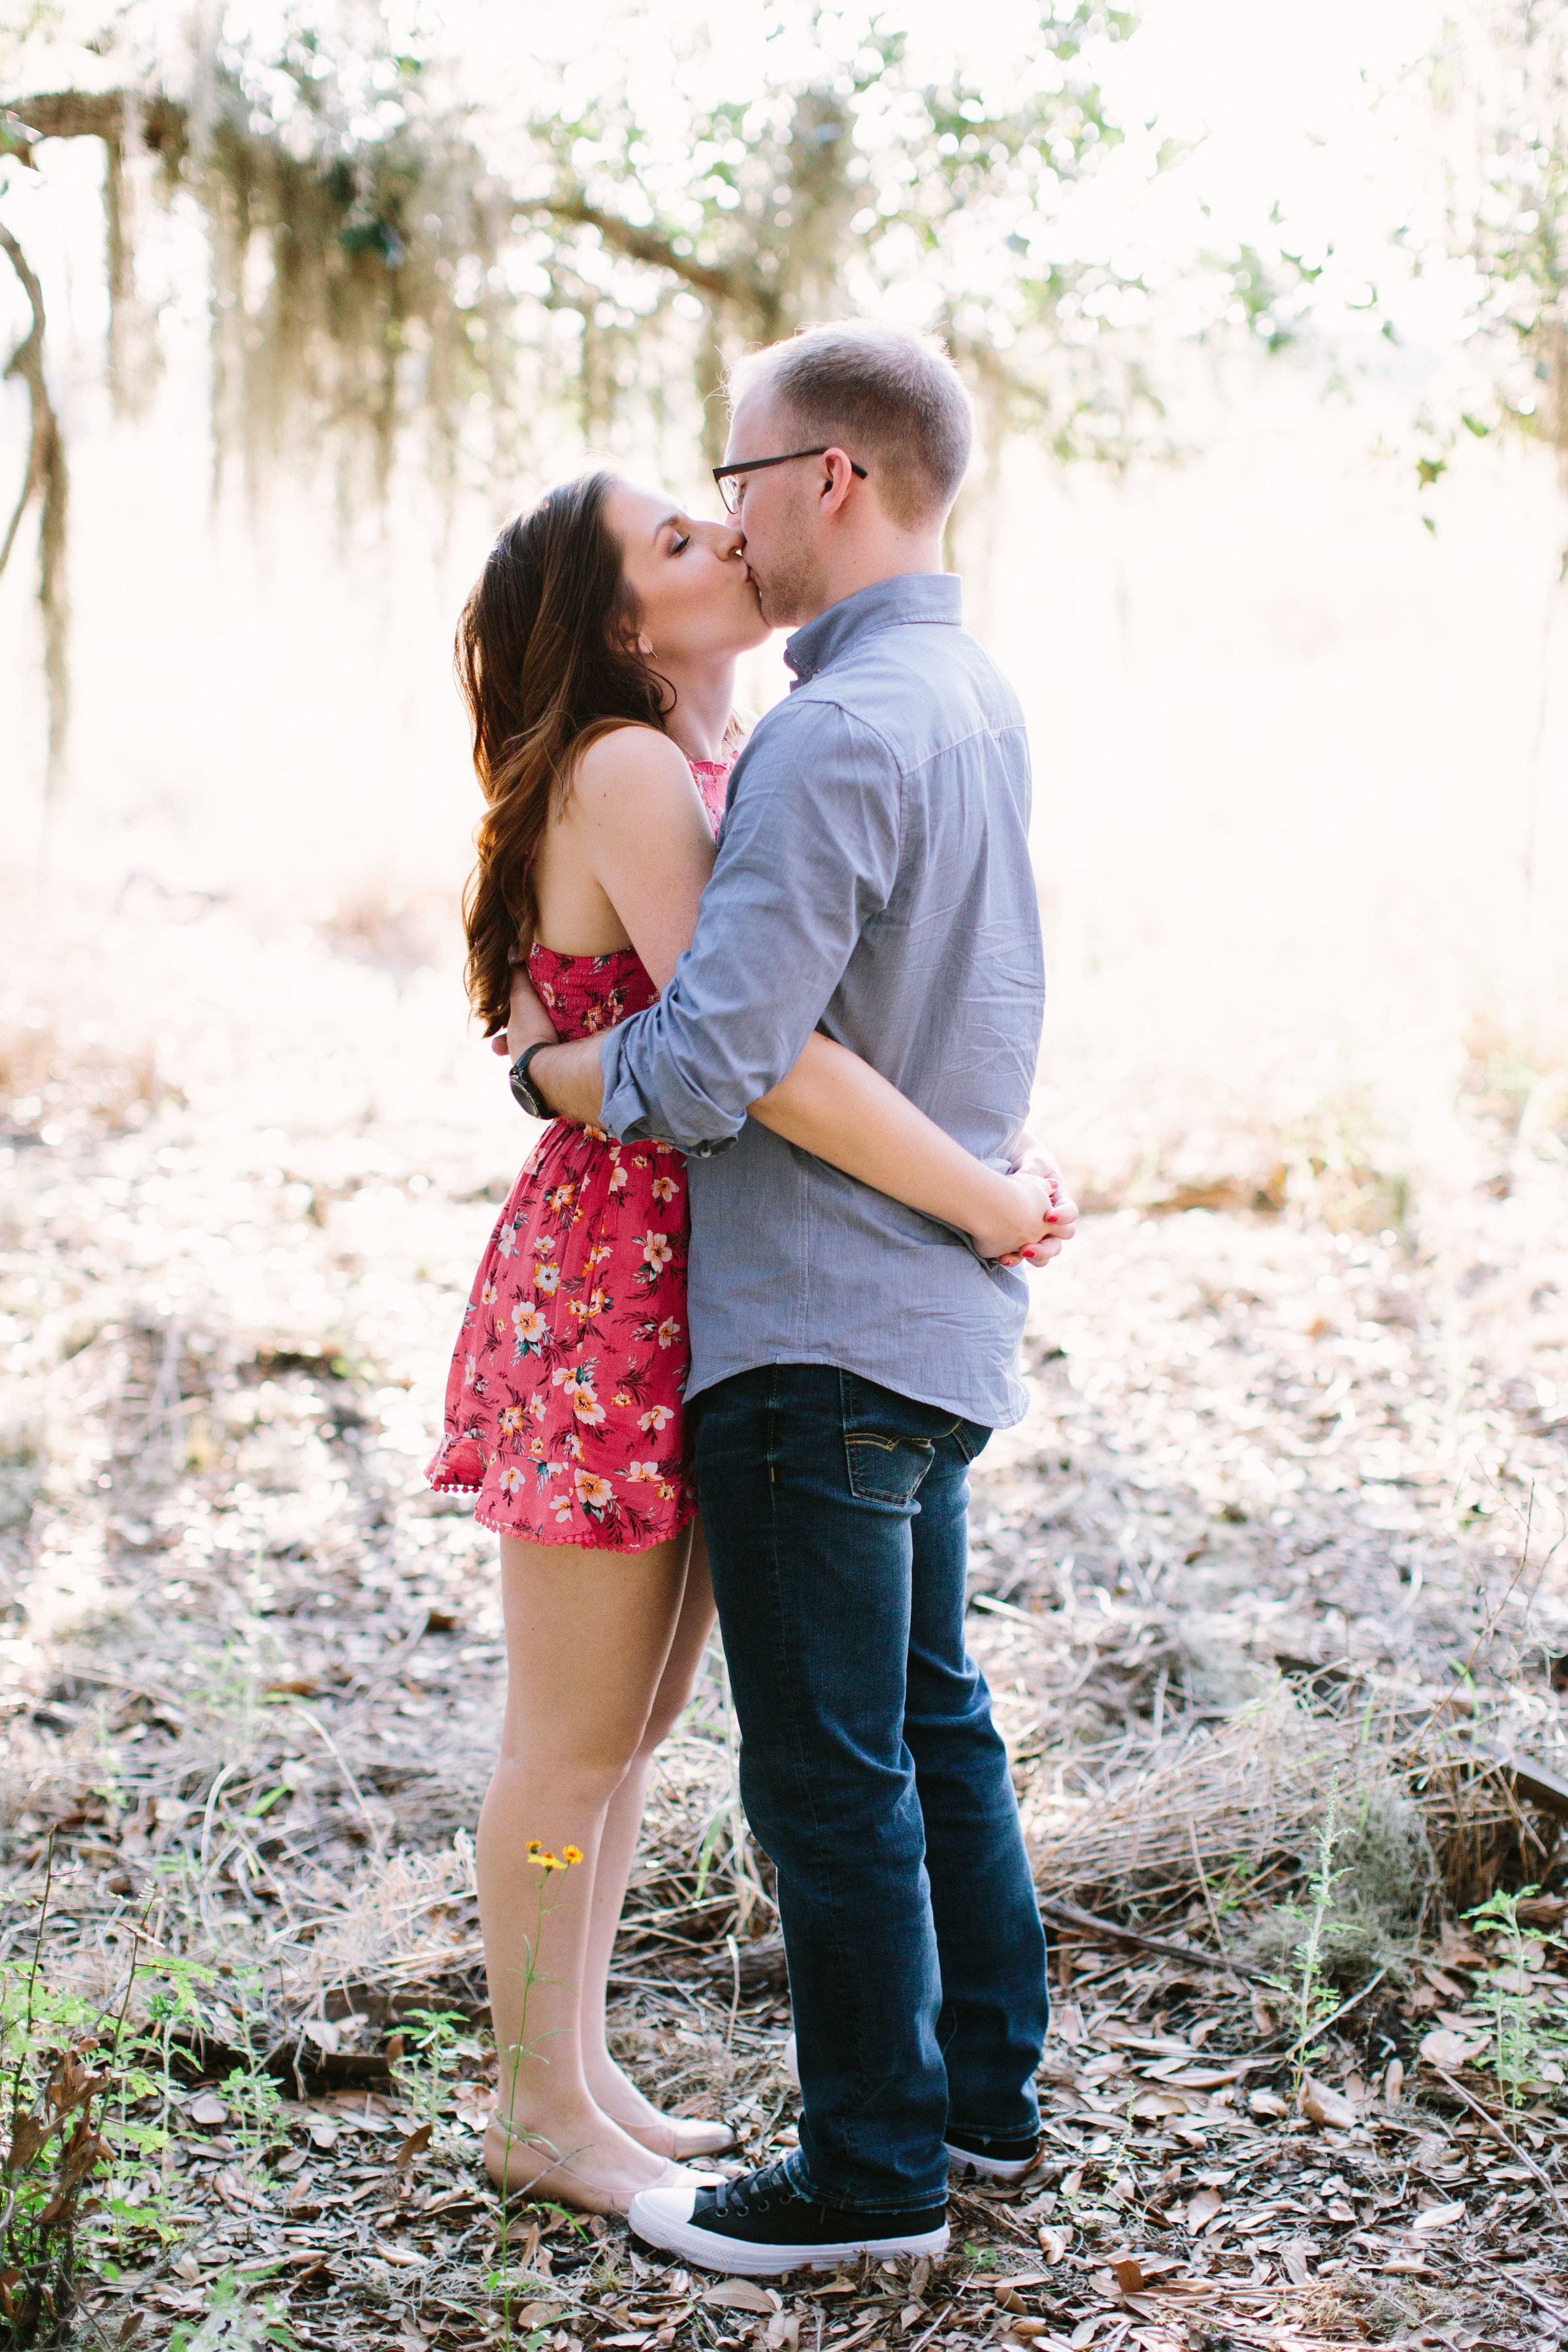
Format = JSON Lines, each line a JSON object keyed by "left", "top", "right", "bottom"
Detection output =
{"left": 598, "top": 571, "right": 1043, "bottom": 1429}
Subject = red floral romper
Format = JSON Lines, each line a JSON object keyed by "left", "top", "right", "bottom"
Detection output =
{"left": 425, "top": 758, "right": 731, "bottom": 1551}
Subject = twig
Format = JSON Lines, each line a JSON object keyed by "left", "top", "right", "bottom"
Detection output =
{"left": 23, "top": 1827, "right": 56, "bottom": 2045}
{"left": 1474, "top": 2259, "right": 1568, "bottom": 2326}
{"left": 905, "top": 2301, "right": 958, "bottom": 2352}
{"left": 108, "top": 1893, "right": 155, "bottom": 2062}
{"left": 1284, "top": 1966, "right": 1388, "bottom": 2059}
{"left": 197, "top": 1760, "right": 241, "bottom": 1881}
{"left": 1428, "top": 2066, "right": 1567, "bottom": 2221}
{"left": 753, "top": 2082, "right": 795, "bottom": 2146}
{"left": 821, "top": 2317, "right": 885, "bottom": 2352}
{"left": 1039, "top": 1896, "right": 1262, "bottom": 1983}
{"left": 276, "top": 1698, "right": 385, "bottom": 1853}
{"left": 724, "top": 1932, "right": 742, "bottom": 2062}
{"left": 948, "top": 2187, "right": 1039, "bottom": 2240}
{"left": 1186, "top": 1814, "right": 1228, "bottom": 1962}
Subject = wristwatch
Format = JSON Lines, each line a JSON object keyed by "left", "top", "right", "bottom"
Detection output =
{"left": 509, "top": 1041, "right": 553, "bottom": 1119}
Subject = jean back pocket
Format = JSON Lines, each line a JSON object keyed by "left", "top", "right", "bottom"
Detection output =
{"left": 838, "top": 1370, "right": 950, "bottom": 1505}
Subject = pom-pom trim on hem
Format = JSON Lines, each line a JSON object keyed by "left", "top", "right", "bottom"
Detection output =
{"left": 472, "top": 1500, "right": 698, "bottom": 1552}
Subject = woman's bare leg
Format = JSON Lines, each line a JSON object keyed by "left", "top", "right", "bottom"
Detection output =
{"left": 479, "top": 1527, "right": 689, "bottom": 2212}
{"left": 579, "top": 1523, "right": 724, "bottom": 2151}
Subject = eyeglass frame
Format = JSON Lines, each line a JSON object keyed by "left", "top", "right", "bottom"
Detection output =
{"left": 711, "top": 446, "right": 868, "bottom": 513}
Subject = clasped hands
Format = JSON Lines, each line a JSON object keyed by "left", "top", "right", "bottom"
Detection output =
{"left": 985, "top": 1143, "right": 1077, "bottom": 1271}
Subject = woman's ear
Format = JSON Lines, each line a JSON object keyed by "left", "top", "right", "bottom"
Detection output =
{"left": 634, "top": 630, "right": 655, "bottom": 658}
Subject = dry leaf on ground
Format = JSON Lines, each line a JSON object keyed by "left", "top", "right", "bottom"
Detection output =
{"left": 1300, "top": 2078, "right": 1358, "bottom": 2129}
{"left": 704, "top": 2279, "right": 778, "bottom": 2313}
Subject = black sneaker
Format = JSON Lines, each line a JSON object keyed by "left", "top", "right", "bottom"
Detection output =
{"left": 944, "top": 2126, "right": 1041, "bottom": 2183}
{"left": 626, "top": 2158, "right": 949, "bottom": 2276}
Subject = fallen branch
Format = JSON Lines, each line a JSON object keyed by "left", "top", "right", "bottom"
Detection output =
{"left": 1038, "top": 1896, "right": 1264, "bottom": 1983}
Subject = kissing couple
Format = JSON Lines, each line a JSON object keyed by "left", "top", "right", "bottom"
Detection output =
{"left": 427, "top": 320, "right": 1079, "bottom": 2275}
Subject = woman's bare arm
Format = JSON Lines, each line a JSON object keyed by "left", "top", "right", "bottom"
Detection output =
{"left": 510, "top": 730, "right": 1076, "bottom": 1262}
{"left": 751, "top": 1066, "right": 1077, "bottom": 1264}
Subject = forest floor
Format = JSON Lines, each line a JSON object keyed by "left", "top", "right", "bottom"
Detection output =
{"left": 3, "top": 892, "right": 1568, "bottom": 2352}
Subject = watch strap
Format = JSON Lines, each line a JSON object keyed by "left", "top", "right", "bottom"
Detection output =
{"left": 509, "top": 1040, "right": 552, "bottom": 1118}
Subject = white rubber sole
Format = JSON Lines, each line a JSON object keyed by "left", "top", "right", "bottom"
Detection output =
{"left": 627, "top": 2184, "right": 948, "bottom": 2276}
{"left": 945, "top": 2140, "right": 1040, "bottom": 2183}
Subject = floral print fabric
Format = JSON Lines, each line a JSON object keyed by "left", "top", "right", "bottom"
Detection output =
{"left": 425, "top": 758, "right": 731, "bottom": 1551}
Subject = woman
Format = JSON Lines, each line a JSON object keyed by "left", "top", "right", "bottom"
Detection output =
{"left": 428, "top": 472, "right": 1068, "bottom": 2215}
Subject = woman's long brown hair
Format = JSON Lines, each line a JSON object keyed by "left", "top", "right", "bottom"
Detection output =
{"left": 456, "top": 472, "right": 669, "bottom": 1035}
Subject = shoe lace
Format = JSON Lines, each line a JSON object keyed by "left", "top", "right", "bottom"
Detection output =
{"left": 710, "top": 2159, "right": 796, "bottom": 2219}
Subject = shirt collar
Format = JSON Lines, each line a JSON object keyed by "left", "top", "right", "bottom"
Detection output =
{"left": 783, "top": 572, "right": 962, "bottom": 687}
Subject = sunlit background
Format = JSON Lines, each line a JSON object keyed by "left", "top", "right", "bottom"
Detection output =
{"left": 3, "top": 0, "right": 1566, "bottom": 1414}
{"left": 5, "top": 1, "right": 1566, "bottom": 1216}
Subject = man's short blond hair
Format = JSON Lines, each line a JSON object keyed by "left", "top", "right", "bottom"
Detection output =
{"left": 728, "top": 323, "right": 973, "bottom": 531}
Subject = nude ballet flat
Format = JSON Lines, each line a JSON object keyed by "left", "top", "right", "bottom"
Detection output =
{"left": 617, "top": 2113, "right": 736, "bottom": 2161}
{"left": 485, "top": 2114, "right": 721, "bottom": 2216}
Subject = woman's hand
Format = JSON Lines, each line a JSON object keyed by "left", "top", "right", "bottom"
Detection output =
{"left": 1011, "top": 1138, "right": 1071, "bottom": 1270}
{"left": 980, "top": 1135, "right": 1079, "bottom": 1267}
{"left": 968, "top": 1169, "right": 1060, "bottom": 1264}
{"left": 491, "top": 956, "right": 558, "bottom": 1065}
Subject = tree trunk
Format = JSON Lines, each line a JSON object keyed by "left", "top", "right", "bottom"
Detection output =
{"left": 1, "top": 221, "right": 70, "bottom": 798}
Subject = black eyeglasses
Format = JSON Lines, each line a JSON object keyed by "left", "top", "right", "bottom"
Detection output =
{"left": 711, "top": 447, "right": 868, "bottom": 514}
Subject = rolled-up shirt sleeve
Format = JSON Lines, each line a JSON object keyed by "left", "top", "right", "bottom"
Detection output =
{"left": 599, "top": 697, "right": 902, "bottom": 1152}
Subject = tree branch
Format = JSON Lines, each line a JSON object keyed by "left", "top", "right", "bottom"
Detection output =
{"left": 535, "top": 193, "right": 746, "bottom": 308}
{"left": 10, "top": 88, "right": 747, "bottom": 315}
{"left": 6, "top": 89, "right": 188, "bottom": 161}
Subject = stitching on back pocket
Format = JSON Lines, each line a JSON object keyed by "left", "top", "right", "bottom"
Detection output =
{"left": 844, "top": 1430, "right": 935, "bottom": 1505}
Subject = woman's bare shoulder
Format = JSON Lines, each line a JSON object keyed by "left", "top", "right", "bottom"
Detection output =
{"left": 565, "top": 726, "right": 701, "bottom": 840}
{"left": 572, "top": 725, "right": 691, "bottom": 792}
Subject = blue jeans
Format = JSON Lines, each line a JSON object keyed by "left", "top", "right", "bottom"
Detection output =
{"left": 692, "top": 1364, "right": 1049, "bottom": 2213}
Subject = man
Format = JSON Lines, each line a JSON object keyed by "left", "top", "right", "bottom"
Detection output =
{"left": 513, "top": 322, "right": 1075, "bottom": 2272}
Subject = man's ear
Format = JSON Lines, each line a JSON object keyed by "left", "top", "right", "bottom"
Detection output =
{"left": 818, "top": 448, "right": 860, "bottom": 517}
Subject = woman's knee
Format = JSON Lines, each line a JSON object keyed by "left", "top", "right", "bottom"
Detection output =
{"left": 495, "top": 1708, "right": 647, "bottom": 1789}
